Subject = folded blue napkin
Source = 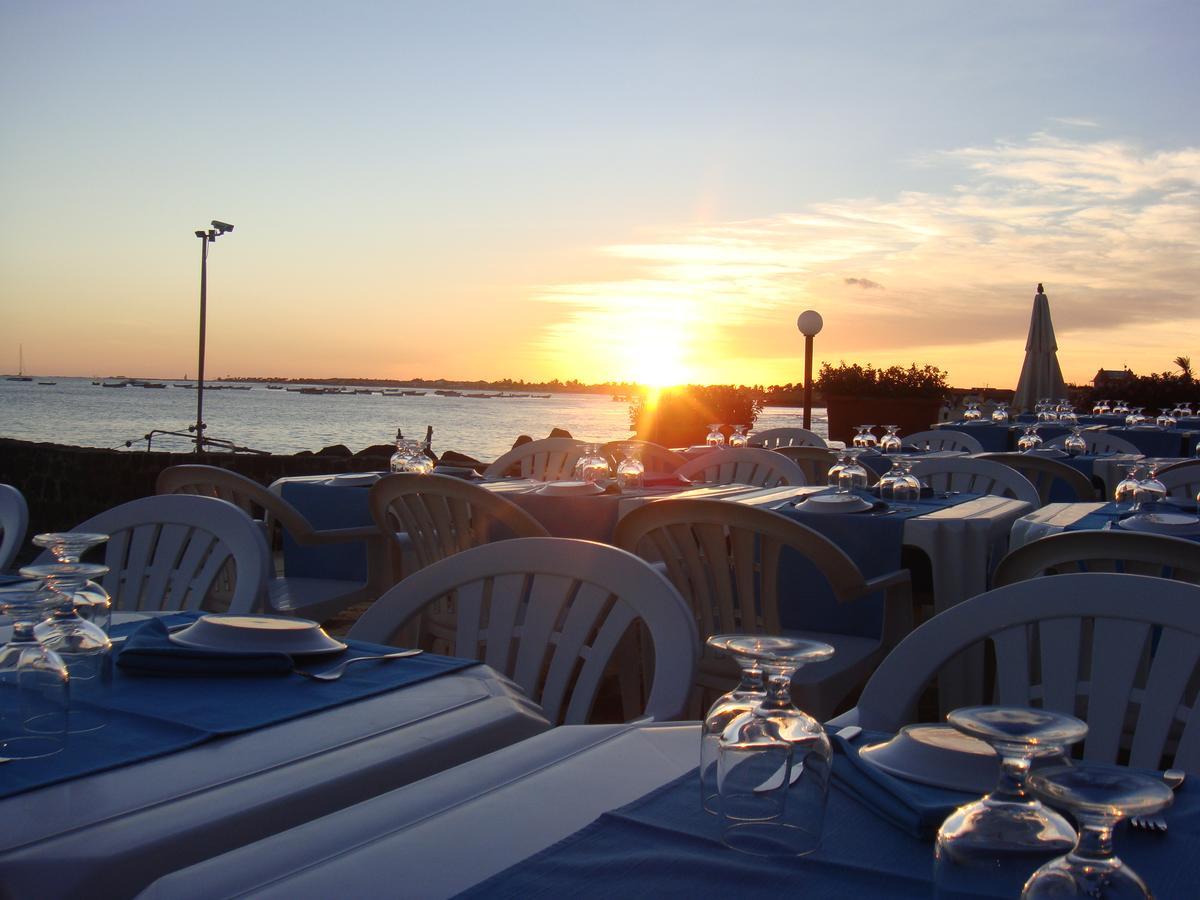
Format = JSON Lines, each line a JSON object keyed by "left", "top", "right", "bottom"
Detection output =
{"left": 115, "top": 617, "right": 294, "bottom": 676}
{"left": 830, "top": 729, "right": 974, "bottom": 839}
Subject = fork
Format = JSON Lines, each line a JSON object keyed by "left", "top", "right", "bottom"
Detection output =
{"left": 294, "top": 649, "right": 424, "bottom": 681}
{"left": 1129, "top": 768, "right": 1185, "bottom": 832}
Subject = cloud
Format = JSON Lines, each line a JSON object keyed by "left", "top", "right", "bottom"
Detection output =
{"left": 1049, "top": 117, "right": 1100, "bottom": 128}
{"left": 530, "top": 132, "right": 1200, "bottom": 385}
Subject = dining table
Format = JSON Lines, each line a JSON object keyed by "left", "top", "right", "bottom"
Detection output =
{"left": 137, "top": 721, "right": 1200, "bottom": 899}
{"left": 0, "top": 614, "right": 550, "bottom": 900}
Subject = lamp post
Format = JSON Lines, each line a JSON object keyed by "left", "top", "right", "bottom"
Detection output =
{"left": 193, "top": 220, "right": 234, "bottom": 453}
{"left": 796, "top": 310, "right": 823, "bottom": 430}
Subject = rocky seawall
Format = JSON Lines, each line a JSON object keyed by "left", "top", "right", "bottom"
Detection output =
{"left": 0, "top": 438, "right": 393, "bottom": 567}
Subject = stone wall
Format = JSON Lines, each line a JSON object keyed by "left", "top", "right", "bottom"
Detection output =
{"left": 0, "top": 438, "right": 390, "bottom": 566}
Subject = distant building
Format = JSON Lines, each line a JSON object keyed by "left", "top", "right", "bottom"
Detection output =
{"left": 1093, "top": 368, "right": 1134, "bottom": 388}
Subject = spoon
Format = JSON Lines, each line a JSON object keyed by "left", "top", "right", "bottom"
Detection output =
{"left": 295, "top": 649, "right": 423, "bottom": 681}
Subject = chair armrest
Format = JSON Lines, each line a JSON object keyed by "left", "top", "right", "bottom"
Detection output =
{"left": 862, "top": 568, "right": 912, "bottom": 594}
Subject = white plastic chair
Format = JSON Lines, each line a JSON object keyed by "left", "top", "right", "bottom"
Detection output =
{"left": 675, "top": 447, "right": 807, "bottom": 488}
{"left": 902, "top": 429, "right": 985, "bottom": 454}
{"left": 828, "top": 573, "right": 1200, "bottom": 772}
{"left": 614, "top": 499, "right": 912, "bottom": 721}
{"left": 908, "top": 457, "right": 1039, "bottom": 506}
{"left": 752, "top": 427, "right": 828, "bottom": 450}
{"left": 0, "top": 483, "right": 29, "bottom": 572}
{"left": 157, "top": 465, "right": 389, "bottom": 622}
{"left": 349, "top": 537, "right": 698, "bottom": 725}
{"left": 994, "top": 530, "right": 1200, "bottom": 587}
{"left": 976, "top": 452, "right": 1096, "bottom": 504}
{"left": 1158, "top": 459, "right": 1200, "bottom": 501}
{"left": 1043, "top": 431, "right": 1141, "bottom": 455}
{"left": 36, "top": 495, "right": 271, "bottom": 614}
{"left": 483, "top": 438, "right": 587, "bottom": 481}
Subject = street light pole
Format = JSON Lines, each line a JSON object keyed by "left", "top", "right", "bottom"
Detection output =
{"left": 193, "top": 221, "right": 234, "bottom": 453}
{"left": 796, "top": 310, "right": 824, "bottom": 431}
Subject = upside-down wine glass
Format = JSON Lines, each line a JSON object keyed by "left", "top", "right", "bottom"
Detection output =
{"left": 32, "top": 531, "right": 111, "bottom": 632}
{"left": 934, "top": 706, "right": 1087, "bottom": 900}
{"left": 21, "top": 562, "right": 112, "bottom": 733}
{"left": 1093, "top": 399, "right": 1110, "bottom": 415}
{"left": 614, "top": 443, "right": 644, "bottom": 489}
{"left": 992, "top": 403, "right": 1010, "bottom": 424}
{"left": 573, "top": 444, "right": 610, "bottom": 485}
{"left": 718, "top": 636, "right": 835, "bottom": 858}
{"left": 700, "top": 635, "right": 767, "bottom": 814}
{"left": 1155, "top": 408, "right": 1176, "bottom": 430}
{"left": 706, "top": 424, "right": 726, "bottom": 449}
{"left": 962, "top": 401, "right": 982, "bottom": 423}
{"left": 1112, "top": 400, "right": 1129, "bottom": 416}
{"left": 1022, "top": 767, "right": 1174, "bottom": 899}
{"left": 880, "top": 425, "right": 903, "bottom": 455}
{"left": 852, "top": 425, "right": 877, "bottom": 449}
{"left": 1113, "top": 465, "right": 1143, "bottom": 513}
{"left": 827, "top": 449, "right": 851, "bottom": 487}
{"left": 1135, "top": 465, "right": 1167, "bottom": 508}
{"left": 1017, "top": 425, "right": 1043, "bottom": 452}
{"left": 837, "top": 449, "right": 870, "bottom": 493}
{"left": 728, "top": 425, "right": 749, "bottom": 449}
{"left": 891, "top": 456, "right": 922, "bottom": 511}
{"left": 1063, "top": 426, "right": 1088, "bottom": 457}
{"left": 0, "top": 580, "right": 69, "bottom": 760}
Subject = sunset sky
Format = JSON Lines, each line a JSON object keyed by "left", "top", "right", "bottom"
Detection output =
{"left": 2, "top": 2, "right": 1197, "bottom": 388}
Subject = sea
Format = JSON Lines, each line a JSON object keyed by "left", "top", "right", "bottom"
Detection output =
{"left": 0, "top": 377, "right": 828, "bottom": 462}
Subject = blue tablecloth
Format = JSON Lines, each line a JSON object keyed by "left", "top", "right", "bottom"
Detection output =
{"left": 280, "top": 480, "right": 374, "bottom": 582}
{"left": 460, "top": 752, "right": 1199, "bottom": 899}
{"left": 935, "top": 422, "right": 1012, "bottom": 452}
{"left": 1107, "top": 428, "right": 1195, "bottom": 458}
{"left": 773, "top": 493, "right": 981, "bottom": 639}
{"left": 1, "top": 614, "right": 478, "bottom": 800}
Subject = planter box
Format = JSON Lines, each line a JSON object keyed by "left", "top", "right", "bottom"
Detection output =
{"left": 825, "top": 395, "right": 943, "bottom": 445}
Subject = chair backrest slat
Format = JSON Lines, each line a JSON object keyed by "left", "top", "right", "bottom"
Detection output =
{"left": 563, "top": 595, "right": 639, "bottom": 725}
{"left": 540, "top": 580, "right": 611, "bottom": 723}
{"left": 1130, "top": 628, "right": 1200, "bottom": 769}
{"left": 1085, "top": 618, "right": 1152, "bottom": 761}
{"left": 1038, "top": 617, "right": 1084, "bottom": 714}
{"left": 991, "top": 624, "right": 1033, "bottom": 707}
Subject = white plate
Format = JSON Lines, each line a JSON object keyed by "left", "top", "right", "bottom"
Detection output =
{"left": 171, "top": 614, "right": 347, "bottom": 656}
{"left": 860, "top": 724, "right": 999, "bottom": 793}
{"left": 1117, "top": 512, "right": 1200, "bottom": 535}
{"left": 797, "top": 493, "right": 874, "bottom": 514}
{"left": 537, "top": 481, "right": 605, "bottom": 497}
{"left": 327, "top": 472, "right": 383, "bottom": 486}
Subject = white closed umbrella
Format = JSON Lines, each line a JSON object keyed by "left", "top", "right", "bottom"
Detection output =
{"left": 1013, "top": 283, "right": 1068, "bottom": 413}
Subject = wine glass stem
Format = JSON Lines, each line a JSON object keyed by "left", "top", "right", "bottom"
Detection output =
{"left": 1069, "top": 821, "right": 1115, "bottom": 864}
{"left": 992, "top": 753, "right": 1031, "bottom": 801}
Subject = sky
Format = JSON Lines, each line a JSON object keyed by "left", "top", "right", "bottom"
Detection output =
{"left": 1, "top": 1, "right": 1197, "bottom": 388}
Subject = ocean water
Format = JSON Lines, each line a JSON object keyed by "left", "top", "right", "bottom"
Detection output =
{"left": 0, "top": 378, "right": 828, "bottom": 462}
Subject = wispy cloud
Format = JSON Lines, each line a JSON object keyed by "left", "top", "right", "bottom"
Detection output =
{"left": 1050, "top": 117, "right": 1100, "bottom": 128}
{"left": 531, "top": 133, "right": 1200, "bottom": 385}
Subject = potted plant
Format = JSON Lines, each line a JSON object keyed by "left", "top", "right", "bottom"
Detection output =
{"left": 818, "top": 362, "right": 949, "bottom": 444}
{"left": 629, "top": 385, "right": 763, "bottom": 449}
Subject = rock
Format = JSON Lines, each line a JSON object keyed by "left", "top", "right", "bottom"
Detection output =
{"left": 316, "top": 444, "right": 353, "bottom": 457}
{"left": 548, "top": 427, "right": 573, "bottom": 439}
{"left": 356, "top": 443, "right": 394, "bottom": 457}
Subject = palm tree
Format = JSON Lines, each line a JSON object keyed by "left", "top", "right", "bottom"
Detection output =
{"left": 1175, "top": 356, "right": 1193, "bottom": 379}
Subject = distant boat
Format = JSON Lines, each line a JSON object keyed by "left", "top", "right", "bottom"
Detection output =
{"left": 38, "top": 381, "right": 56, "bottom": 386}
{"left": 142, "top": 382, "right": 167, "bottom": 389}
{"left": 6, "top": 344, "right": 32, "bottom": 381}
{"left": 266, "top": 384, "right": 284, "bottom": 390}
{"left": 102, "top": 381, "right": 128, "bottom": 388}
